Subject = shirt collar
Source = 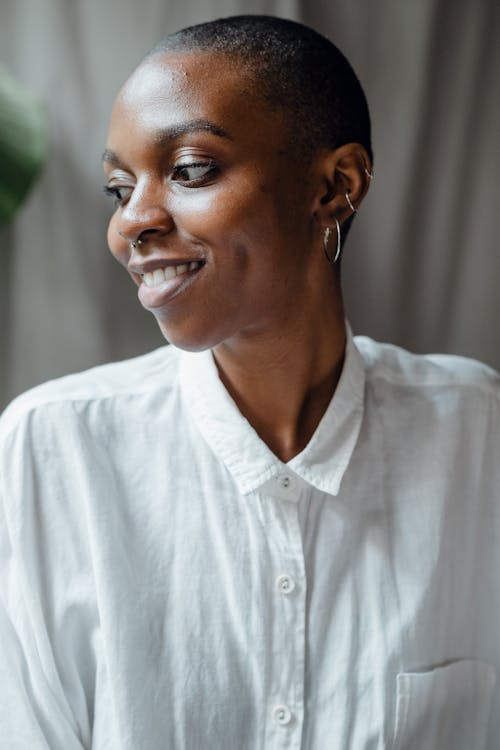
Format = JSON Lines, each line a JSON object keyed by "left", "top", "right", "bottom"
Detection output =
{"left": 178, "top": 324, "right": 365, "bottom": 497}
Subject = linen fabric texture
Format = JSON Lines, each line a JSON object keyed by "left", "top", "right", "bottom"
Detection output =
{"left": 0, "top": 328, "right": 499, "bottom": 749}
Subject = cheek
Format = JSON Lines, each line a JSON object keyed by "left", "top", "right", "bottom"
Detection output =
{"left": 174, "top": 192, "right": 280, "bottom": 272}
{"left": 173, "top": 177, "right": 269, "bottom": 238}
{"left": 174, "top": 190, "right": 237, "bottom": 234}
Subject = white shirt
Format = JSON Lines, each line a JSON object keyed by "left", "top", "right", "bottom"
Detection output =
{"left": 1, "top": 328, "right": 499, "bottom": 750}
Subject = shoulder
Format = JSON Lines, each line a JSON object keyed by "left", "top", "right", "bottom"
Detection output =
{"left": 353, "top": 335, "right": 500, "bottom": 437}
{"left": 354, "top": 335, "right": 500, "bottom": 399}
{"left": 0, "top": 345, "right": 179, "bottom": 443}
{"left": 352, "top": 337, "right": 500, "bottom": 485}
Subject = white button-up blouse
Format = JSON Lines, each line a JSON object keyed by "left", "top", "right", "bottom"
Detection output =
{"left": 1, "top": 329, "right": 499, "bottom": 749}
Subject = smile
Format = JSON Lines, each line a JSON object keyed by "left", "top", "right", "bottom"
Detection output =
{"left": 142, "top": 261, "right": 205, "bottom": 288}
{"left": 137, "top": 259, "right": 206, "bottom": 311}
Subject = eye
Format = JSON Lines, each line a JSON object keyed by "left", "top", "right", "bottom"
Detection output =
{"left": 103, "top": 184, "right": 133, "bottom": 207}
{"left": 171, "top": 161, "right": 218, "bottom": 185}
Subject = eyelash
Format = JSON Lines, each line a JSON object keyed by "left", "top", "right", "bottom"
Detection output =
{"left": 172, "top": 160, "right": 218, "bottom": 183}
{"left": 103, "top": 161, "right": 219, "bottom": 207}
{"left": 103, "top": 185, "right": 128, "bottom": 207}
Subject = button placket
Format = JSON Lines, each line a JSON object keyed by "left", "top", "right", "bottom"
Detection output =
{"left": 263, "top": 479, "right": 306, "bottom": 748}
{"left": 272, "top": 472, "right": 299, "bottom": 501}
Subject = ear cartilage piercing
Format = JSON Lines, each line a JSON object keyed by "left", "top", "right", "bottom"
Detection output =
{"left": 345, "top": 192, "right": 357, "bottom": 213}
{"left": 365, "top": 167, "right": 374, "bottom": 179}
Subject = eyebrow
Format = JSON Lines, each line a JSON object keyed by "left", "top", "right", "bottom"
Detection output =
{"left": 102, "top": 118, "right": 233, "bottom": 165}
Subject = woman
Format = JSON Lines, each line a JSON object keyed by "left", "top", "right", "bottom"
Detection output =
{"left": 1, "top": 15, "right": 499, "bottom": 750}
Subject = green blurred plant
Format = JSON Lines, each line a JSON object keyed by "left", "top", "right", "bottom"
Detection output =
{"left": 0, "top": 65, "right": 47, "bottom": 227}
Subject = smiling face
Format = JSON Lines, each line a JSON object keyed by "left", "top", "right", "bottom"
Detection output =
{"left": 104, "top": 51, "right": 329, "bottom": 351}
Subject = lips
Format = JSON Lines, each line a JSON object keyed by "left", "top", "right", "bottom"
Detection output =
{"left": 137, "top": 260, "right": 205, "bottom": 310}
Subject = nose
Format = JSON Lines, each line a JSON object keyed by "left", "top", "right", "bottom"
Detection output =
{"left": 116, "top": 181, "right": 174, "bottom": 246}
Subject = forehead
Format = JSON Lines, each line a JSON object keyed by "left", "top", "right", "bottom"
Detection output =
{"left": 110, "top": 51, "right": 280, "bottom": 142}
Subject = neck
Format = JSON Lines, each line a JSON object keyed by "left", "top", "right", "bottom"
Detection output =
{"left": 213, "top": 282, "right": 346, "bottom": 463}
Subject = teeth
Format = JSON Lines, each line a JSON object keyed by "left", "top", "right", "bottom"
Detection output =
{"left": 143, "top": 261, "right": 203, "bottom": 288}
{"left": 164, "top": 266, "right": 176, "bottom": 281}
{"left": 153, "top": 268, "right": 166, "bottom": 285}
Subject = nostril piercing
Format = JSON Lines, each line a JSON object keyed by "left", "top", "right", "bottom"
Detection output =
{"left": 118, "top": 231, "right": 144, "bottom": 250}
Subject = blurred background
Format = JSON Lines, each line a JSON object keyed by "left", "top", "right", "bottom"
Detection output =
{"left": 1, "top": 0, "right": 499, "bottom": 408}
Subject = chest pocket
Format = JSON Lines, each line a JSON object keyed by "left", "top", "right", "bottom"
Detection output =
{"left": 393, "top": 659, "right": 496, "bottom": 750}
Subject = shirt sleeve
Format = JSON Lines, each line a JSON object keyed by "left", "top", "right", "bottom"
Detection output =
{"left": 0, "top": 404, "right": 91, "bottom": 749}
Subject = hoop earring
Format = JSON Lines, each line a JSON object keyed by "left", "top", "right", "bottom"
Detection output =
{"left": 345, "top": 192, "right": 357, "bottom": 213}
{"left": 323, "top": 218, "right": 341, "bottom": 264}
{"left": 365, "top": 167, "right": 374, "bottom": 180}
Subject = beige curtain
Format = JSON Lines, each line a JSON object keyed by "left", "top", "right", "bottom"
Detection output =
{"left": 1, "top": 0, "right": 498, "bottom": 407}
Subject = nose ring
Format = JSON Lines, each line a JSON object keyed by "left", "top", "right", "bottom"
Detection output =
{"left": 118, "top": 231, "right": 144, "bottom": 251}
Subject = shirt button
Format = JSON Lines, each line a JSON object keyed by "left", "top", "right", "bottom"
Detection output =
{"left": 276, "top": 574, "right": 296, "bottom": 595}
{"left": 279, "top": 474, "right": 292, "bottom": 489}
{"left": 272, "top": 704, "right": 293, "bottom": 726}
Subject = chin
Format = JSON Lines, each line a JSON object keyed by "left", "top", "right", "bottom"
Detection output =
{"left": 156, "top": 318, "right": 223, "bottom": 353}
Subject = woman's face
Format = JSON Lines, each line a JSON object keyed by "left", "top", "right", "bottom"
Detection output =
{"left": 104, "top": 51, "right": 323, "bottom": 351}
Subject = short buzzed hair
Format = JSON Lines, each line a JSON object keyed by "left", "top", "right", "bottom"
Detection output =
{"left": 149, "top": 15, "right": 372, "bottom": 164}
{"left": 148, "top": 15, "right": 372, "bottom": 247}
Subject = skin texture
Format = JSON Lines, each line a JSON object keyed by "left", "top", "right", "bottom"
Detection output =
{"left": 104, "top": 51, "right": 371, "bottom": 461}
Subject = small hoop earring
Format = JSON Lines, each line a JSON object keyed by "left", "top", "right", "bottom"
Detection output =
{"left": 365, "top": 167, "right": 374, "bottom": 180}
{"left": 345, "top": 192, "right": 357, "bottom": 213}
{"left": 323, "top": 217, "right": 341, "bottom": 264}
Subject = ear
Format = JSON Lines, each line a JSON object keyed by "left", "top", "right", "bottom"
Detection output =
{"left": 312, "top": 143, "right": 372, "bottom": 229}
